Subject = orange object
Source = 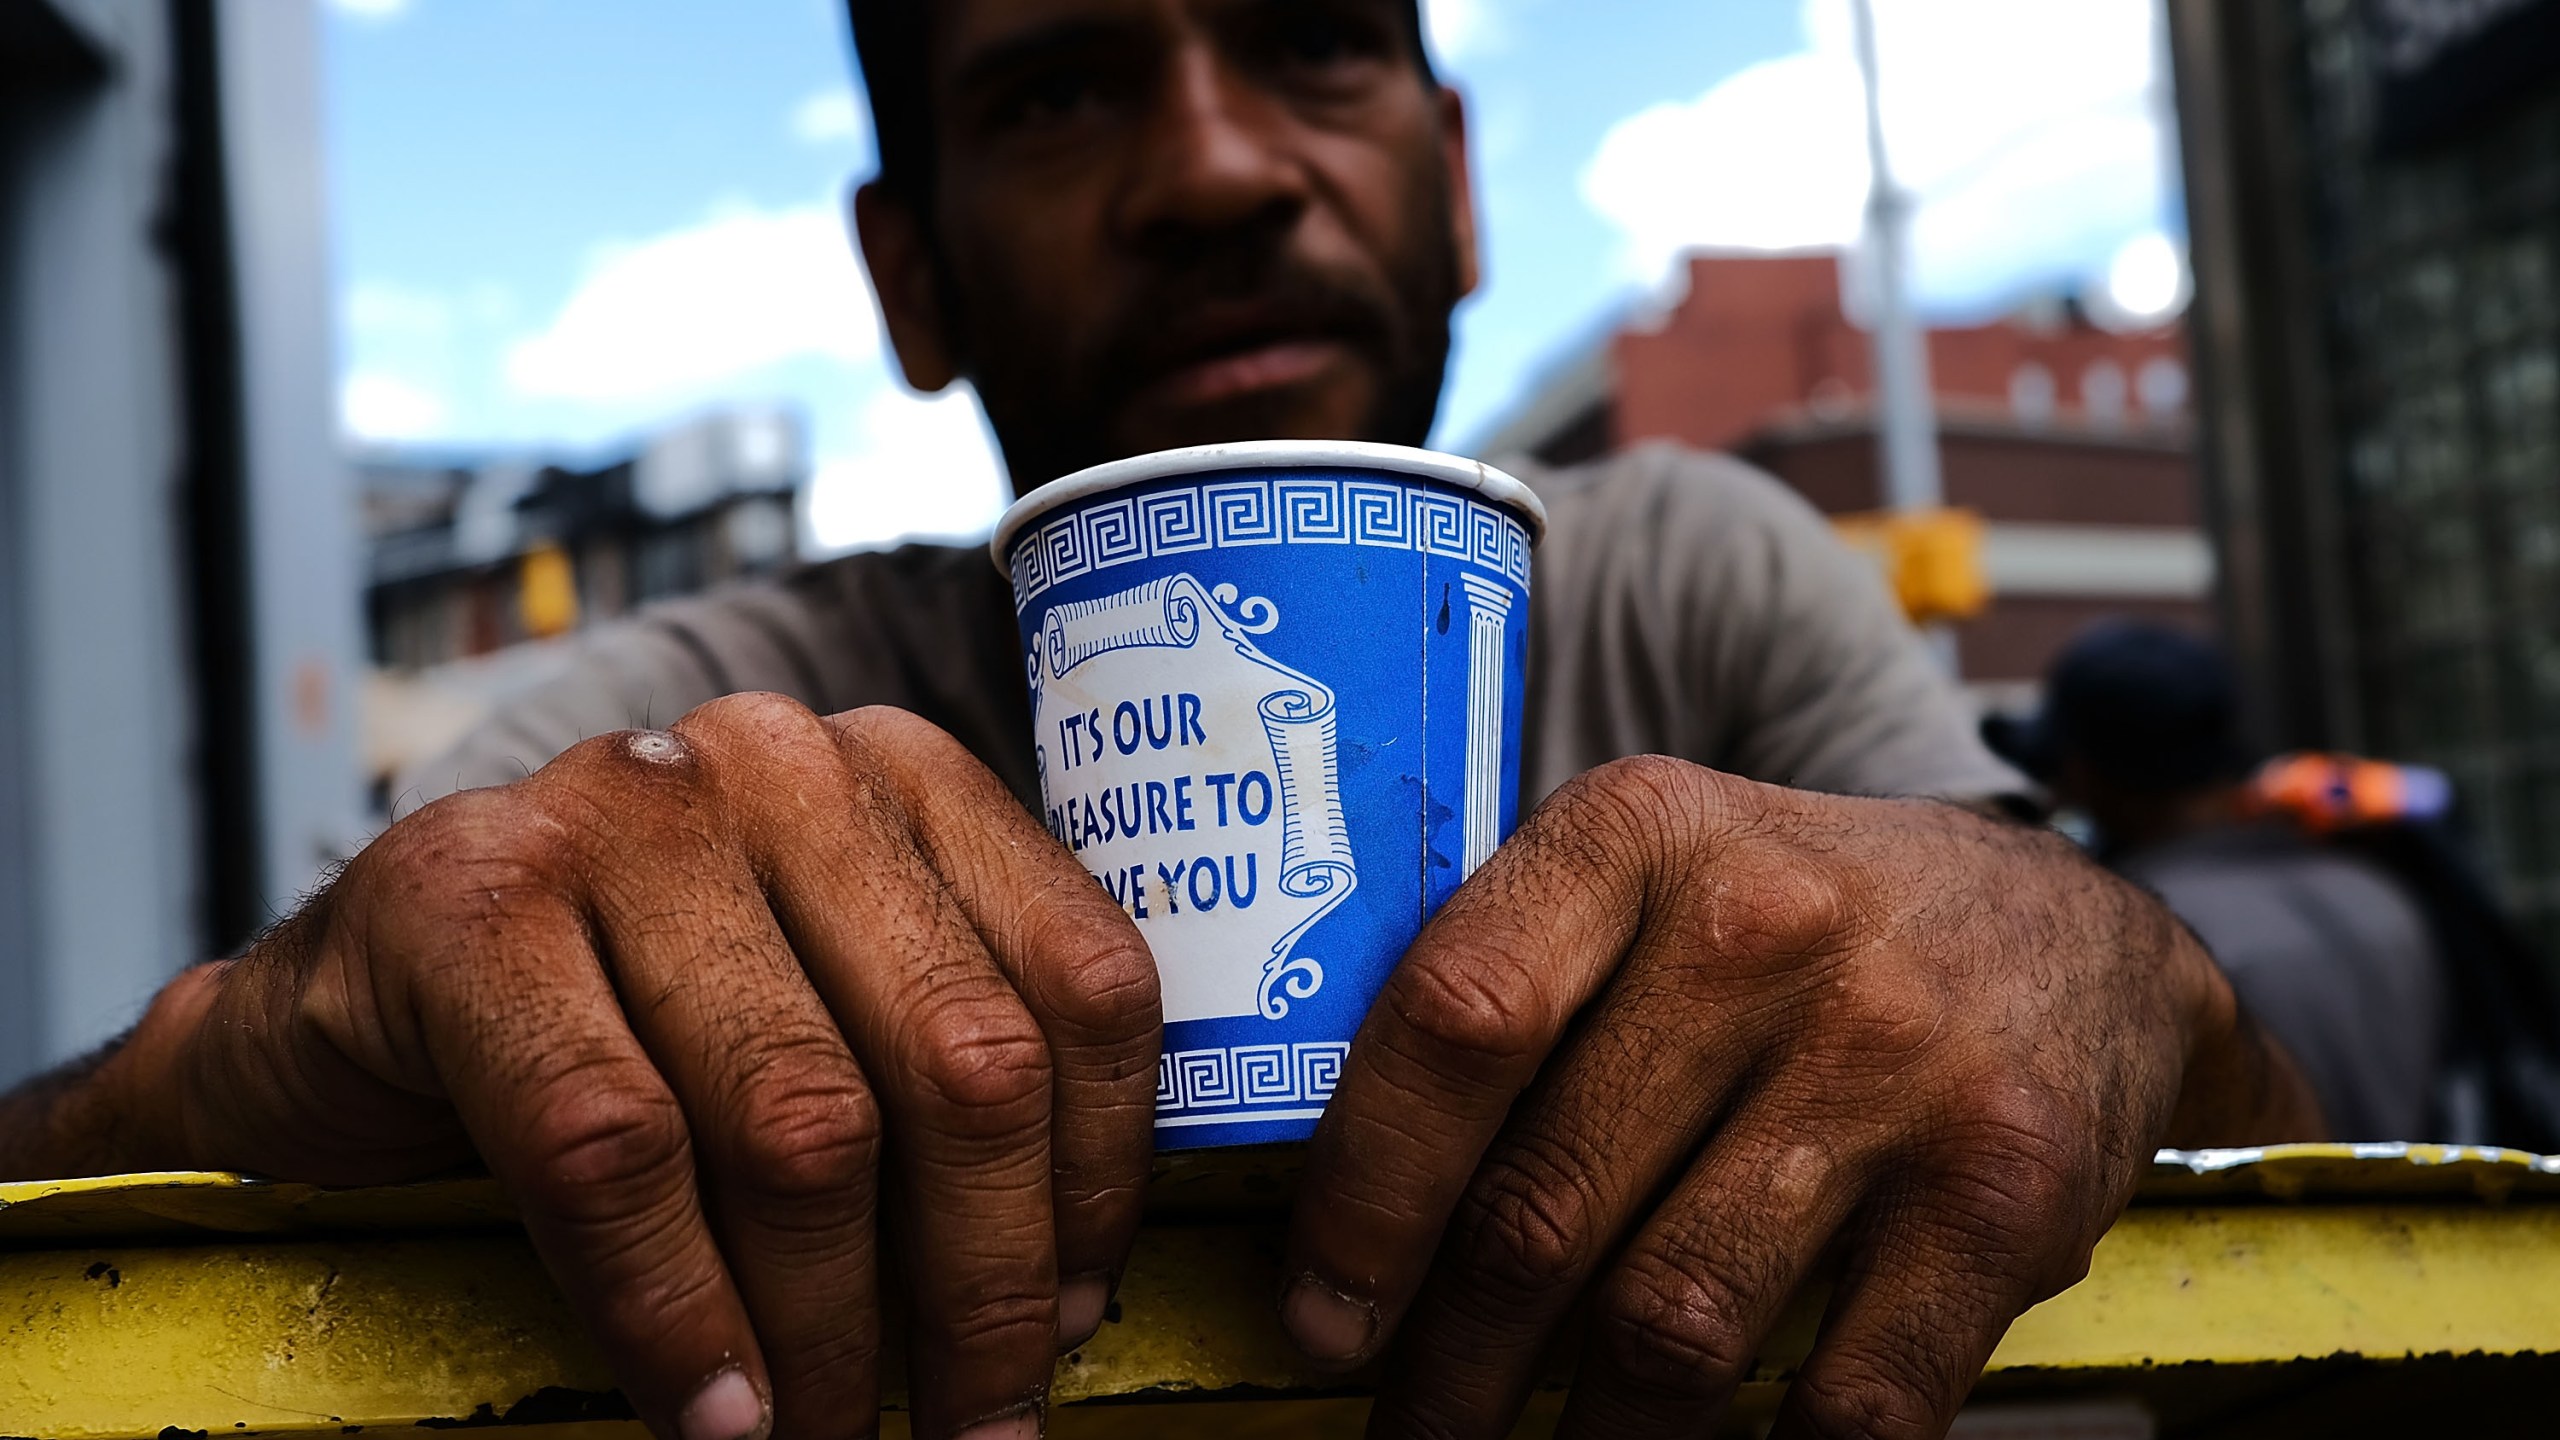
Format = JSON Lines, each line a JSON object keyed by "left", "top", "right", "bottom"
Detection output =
{"left": 2246, "top": 752, "right": 2452, "bottom": 834}
{"left": 517, "top": 542, "right": 581, "bottom": 640}
{"left": 1831, "top": 507, "right": 1990, "bottom": 625}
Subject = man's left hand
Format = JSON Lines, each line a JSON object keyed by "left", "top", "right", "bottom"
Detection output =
{"left": 1280, "top": 756, "right": 2318, "bottom": 1440}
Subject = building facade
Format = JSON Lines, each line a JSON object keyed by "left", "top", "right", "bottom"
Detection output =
{"left": 0, "top": 0, "right": 360, "bottom": 1086}
{"left": 358, "top": 409, "right": 805, "bottom": 802}
{"left": 2173, "top": 0, "right": 2560, "bottom": 951}
{"left": 1475, "top": 253, "right": 2211, "bottom": 692}
{"left": 363, "top": 409, "right": 804, "bottom": 671}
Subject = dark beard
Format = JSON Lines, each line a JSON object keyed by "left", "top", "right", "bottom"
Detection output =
{"left": 948, "top": 174, "right": 1463, "bottom": 491}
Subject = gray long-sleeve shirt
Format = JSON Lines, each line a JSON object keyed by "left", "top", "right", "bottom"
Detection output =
{"left": 401, "top": 443, "right": 2024, "bottom": 814}
{"left": 2118, "top": 825, "right": 2444, "bottom": 1141}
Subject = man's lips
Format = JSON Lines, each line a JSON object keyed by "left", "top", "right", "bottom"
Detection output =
{"left": 1140, "top": 336, "right": 1349, "bottom": 409}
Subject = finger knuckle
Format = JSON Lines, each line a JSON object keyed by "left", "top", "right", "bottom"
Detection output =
{"left": 831, "top": 704, "right": 964, "bottom": 768}
{"left": 390, "top": 785, "right": 562, "bottom": 877}
{"left": 362, "top": 789, "right": 580, "bottom": 939}
{"left": 1035, "top": 922, "right": 1163, "bottom": 1049}
{"left": 822, "top": 707, "right": 940, "bottom": 823}
{"left": 1935, "top": 1088, "right": 2086, "bottom": 1235}
{"left": 1575, "top": 754, "right": 1719, "bottom": 842}
{"left": 515, "top": 1074, "right": 695, "bottom": 1228}
{"left": 1453, "top": 1152, "right": 1602, "bottom": 1299}
{"left": 726, "top": 1055, "right": 883, "bottom": 1205}
{"left": 677, "top": 692, "right": 849, "bottom": 791}
{"left": 554, "top": 725, "right": 709, "bottom": 789}
{"left": 1383, "top": 953, "right": 1553, "bottom": 1071}
{"left": 522, "top": 732, "right": 724, "bottom": 859}
{"left": 684, "top": 688, "right": 828, "bottom": 744}
{"left": 1584, "top": 753, "right": 1708, "bottom": 807}
{"left": 911, "top": 999, "right": 1053, "bottom": 1124}
{"left": 937, "top": 1284, "right": 1057, "bottom": 1363}
{"left": 1921, "top": 1168, "right": 2093, "bottom": 1304}
{"left": 1590, "top": 1264, "right": 1756, "bottom": 1402}
{"left": 1783, "top": 1357, "right": 1943, "bottom": 1440}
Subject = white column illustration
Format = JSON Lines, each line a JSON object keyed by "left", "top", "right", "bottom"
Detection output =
{"left": 1459, "top": 573, "right": 1515, "bottom": 880}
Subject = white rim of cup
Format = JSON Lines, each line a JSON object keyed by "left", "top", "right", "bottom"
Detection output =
{"left": 989, "top": 439, "right": 1548, "bottom": 575}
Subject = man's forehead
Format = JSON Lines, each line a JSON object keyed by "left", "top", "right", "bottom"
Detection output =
{"left": 934, "top": 0, "right": 1197, "bottom": 62}
{"left": 930, "top": 0, "right": 1406, "bottom": 72}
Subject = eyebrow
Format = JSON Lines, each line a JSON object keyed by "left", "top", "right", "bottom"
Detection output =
{"left": 945, "top": 14, "right": 1153, "bottom": 99}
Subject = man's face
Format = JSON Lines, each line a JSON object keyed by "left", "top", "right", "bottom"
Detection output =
{"left": 859, "top": 0, "right": 1477, "bottom": 489}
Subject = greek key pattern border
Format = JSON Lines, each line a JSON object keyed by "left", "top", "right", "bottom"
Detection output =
{"left": 1011, "top": 478, "right": 1532, "bottom": 612}
{"left": 1155, "top": 1041, "right": 1349, "bottom": 1113}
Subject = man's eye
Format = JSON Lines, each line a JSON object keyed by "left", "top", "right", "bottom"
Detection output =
{"left": 1279, "top": 16, "right": 1351, "bottom": 64}
{"left": 1001, "top": 67, "right": 1102, "bottom": 128}
{"left": 1266, "top": 12, "right": 1388, "bottom": 73}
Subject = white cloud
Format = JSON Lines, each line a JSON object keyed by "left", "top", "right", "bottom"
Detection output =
{"left": 505, "top": 201, "right": 880, "bottom": 404}
{"left": 341, "top": 372, "right": 448, "bottom": 440}
{"left": 1424, "top": 0, "right": 1501, "bottom": 64}
{"left": 1579, "top": 0, "right": 2172, "bottom": 309}
{"left": 791, "top": 87, "right": 868, "bottom": 146}
{"left": 326, "top": 0, "right": 411, "bottom": 19}
{"left": 804, "top": 386, "right": 1009, "bottom": 553}
{"left": 1583, "top": 51, "right": 1867, "bottom": 268}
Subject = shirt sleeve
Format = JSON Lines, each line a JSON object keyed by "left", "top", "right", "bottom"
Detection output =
{"left": 2129, "top": 845, "right": 2444, "bottom": 1140}
{"left": 1519, "top": 442, "right": 2027, "bottom": 802}
{"left": 389, "top": 581, "right": 843, "bottom": 816}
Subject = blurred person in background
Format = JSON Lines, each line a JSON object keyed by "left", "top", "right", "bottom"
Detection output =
{"left": 1987, "top": 622, "right": 2444, "bottom": 1140}
{"left": 1990, "top": 620, "right": 2560, "bottom": 1149}
{"left": 0, "top": 6, "right": 2326, "bottom": 1440}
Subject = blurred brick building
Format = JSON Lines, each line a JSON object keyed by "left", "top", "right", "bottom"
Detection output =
{"left": 357, "top": 408, "right": 804, "bottom": 806}
{"left": 1479, "top": 253, "right": 2208, "bottom": 693}
{"left": 362, "top": 409, "right": 803, "bottom": 671}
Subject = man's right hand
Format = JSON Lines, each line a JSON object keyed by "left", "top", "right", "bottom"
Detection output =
{"left": 77, "top": 696, "right": 1163, "bottom": 1440}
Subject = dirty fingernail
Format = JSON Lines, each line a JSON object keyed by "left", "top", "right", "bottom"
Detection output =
{"left": 1058, "top": 1275, "right": 1112, "bottom": 1352}
{"left": 679, "top": 1369, "right": 767, "bottom": 1440}
{"left": 1281, "top": 1277, "right": 1376, "bottom": 1364}
{"left": 954, "top": 1408, "right": 1042, "bottom": 1440}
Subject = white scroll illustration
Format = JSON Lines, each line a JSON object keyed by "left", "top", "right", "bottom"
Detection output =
{"left": 1030, "top": 573, "right": 1357, "bottom": 1025}
{"left": 1459, "top": 574, "right": 1514, "bottom": 880}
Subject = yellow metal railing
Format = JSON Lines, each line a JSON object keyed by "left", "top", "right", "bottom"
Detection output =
{"left": 6, "top": 1146, "right": 2560, "bottom": 1438}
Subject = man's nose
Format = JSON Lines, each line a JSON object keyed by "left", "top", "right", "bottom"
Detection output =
{"left": 1116, "top": 45, "right": 1308, "bottom": 249}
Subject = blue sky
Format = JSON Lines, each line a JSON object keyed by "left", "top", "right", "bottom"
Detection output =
{"left": 325, "top": 0, "right": 2181, "bottom": 551}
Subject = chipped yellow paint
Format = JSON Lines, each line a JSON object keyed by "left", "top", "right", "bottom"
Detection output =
{"left": 1993, "top": 1204, "right": 2560, "bottom": 1369}
{"left": 5, "top": 1150, "right": 2560, "bottom": 1438}
{"left": 0, "top": 1171, "right": 517, "bottom": 1246}
{"left": 1, "top": 1236, "right": 609, "bottom": 1438}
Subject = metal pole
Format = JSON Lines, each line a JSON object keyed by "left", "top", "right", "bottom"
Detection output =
{"left": 1850, "top": 0, "right": 1957, "bottom": 669}
{"left": 1852, "top": 0, "right": 1940, "bottom": 511}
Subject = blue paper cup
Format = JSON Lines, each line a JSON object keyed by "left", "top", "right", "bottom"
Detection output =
{"left": 993, "top": 441, "right": 1546, "bottom": 1151}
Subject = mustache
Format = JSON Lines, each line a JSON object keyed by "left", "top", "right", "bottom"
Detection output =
{"left": 1088, "top": 257, "right": 1405, "bottom": 398}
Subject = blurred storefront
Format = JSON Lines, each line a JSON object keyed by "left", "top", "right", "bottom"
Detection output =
{"left": 357, "top": 409, "right": 805, "bottom": 803}
{"left": 2174, "top": 0, "right": 2560, "bottom": 956}
{"left": 362, "top": 409, "right": 803, "bottom": 671}
{"left": 1476, "top": 253, "right": 2210, "bottom": 702}
{"left": 0, "top": 0, "right": 361, "bottom": 1084}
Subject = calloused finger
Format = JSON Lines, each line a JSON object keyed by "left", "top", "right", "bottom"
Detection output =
{"left": 361, "top": 786, "right": 773, "bottom": 1440}
{"left": 1767, "top": 1153, "right": 2099, "bottom": 1440}
{"left": 546, "top": 728, "right": 887, "bottom": 1440}
{"left": 1284, "top": 761, "right": 1735, "bottom": 1368}
{"left": 1549, "top": 1111, "right": 1882, "bottom": 1440}
{"left": 1366, "top": 969, "right": 1774, "bottom": 1439}
{"left": 679, "top": 697, "right": 1063, "bottom": 1440}
{"left": 834, "top": 705, "right": 1162, "bottom": 1344}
